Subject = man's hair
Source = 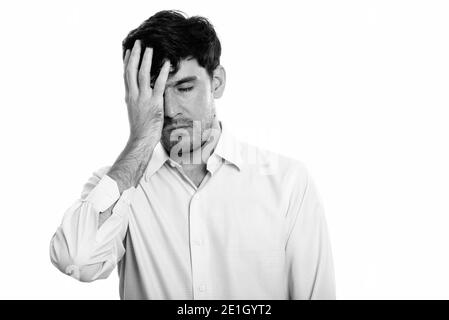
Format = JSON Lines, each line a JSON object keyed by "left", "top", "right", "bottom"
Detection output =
{"left": 122, "top": 10, "right": 221, "bottom": 83}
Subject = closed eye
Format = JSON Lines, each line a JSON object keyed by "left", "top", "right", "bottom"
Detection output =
{"left": 178, "top": 87, "right": 193, "bottom": 92}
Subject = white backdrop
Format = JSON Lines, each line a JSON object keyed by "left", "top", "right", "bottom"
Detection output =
{"left": 0, "top": 0, "right": 448, "bottom": 299}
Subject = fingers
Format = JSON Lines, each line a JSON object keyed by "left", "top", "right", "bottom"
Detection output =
{"left": 123, "top": 49, "right": 131, "bottom": 69}
{"left": 153, "top": 60, "right": 171, "bottom": 100}
{"left": 139, "top": 47, "right": 153, "bottom": 96}
{"left": 124, "top": 40, "right": 169, "bottom": 103}
{"left": 123, "top": 49, "right": 131, "bottom": 94}
{"left": 125, "top": 39, "right": 141, "bottom": 97}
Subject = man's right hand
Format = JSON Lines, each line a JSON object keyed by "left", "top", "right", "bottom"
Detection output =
{"left": 123, "top": 39, "right": 171, "bottom": 145}
{"left": 106, "top": 40, "right": 171, "bottom": 195}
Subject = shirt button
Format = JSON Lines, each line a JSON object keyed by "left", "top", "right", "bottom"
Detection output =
{"left": 192, "top": 239, "right": 202, "bottom": 246}
{"left": 198, "top": 284, "right": 207, "bottom": 292}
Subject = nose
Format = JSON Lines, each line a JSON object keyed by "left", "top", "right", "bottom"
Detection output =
{"left": 163, "top": 89, "right": 182, "bottom": 119}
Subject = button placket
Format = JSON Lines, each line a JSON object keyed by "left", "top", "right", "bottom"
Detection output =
{"left": 189, "top": 193, "right": 208, "bottom": 299}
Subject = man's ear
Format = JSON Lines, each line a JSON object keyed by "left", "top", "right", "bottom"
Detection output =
{"left": 212, "top": 65, "right": 226, "bottom": 98}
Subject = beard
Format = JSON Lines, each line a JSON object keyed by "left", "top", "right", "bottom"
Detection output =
{"left": 161, "top": 114, "right": 216, "bottom": 155}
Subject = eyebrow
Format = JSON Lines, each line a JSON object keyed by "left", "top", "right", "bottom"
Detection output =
{"left": 166, "top": 76, "right": 198, "bottom": 87}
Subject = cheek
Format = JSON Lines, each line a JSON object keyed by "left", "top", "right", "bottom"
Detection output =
{"left": 189, "top": 86, "right": 213, "bottom": 116}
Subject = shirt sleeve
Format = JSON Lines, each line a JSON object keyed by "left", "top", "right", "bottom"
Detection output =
{"left": 49, "top": 166, "right": 136, "bottom": 282}
{"left": 285, "top": 169, "right": 336, "bottom": 299}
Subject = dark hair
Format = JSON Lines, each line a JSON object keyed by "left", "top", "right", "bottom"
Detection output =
{"left": 122, "top": 10, "right": 221, "bottom": 83}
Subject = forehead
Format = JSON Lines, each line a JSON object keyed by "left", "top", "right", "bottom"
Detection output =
{"left": 167, "top": 58, "right": 208, "bottom": 83}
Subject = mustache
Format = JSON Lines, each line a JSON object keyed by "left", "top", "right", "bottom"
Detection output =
{"left": 163, "top": 117, "right": 193, "bottom": 128}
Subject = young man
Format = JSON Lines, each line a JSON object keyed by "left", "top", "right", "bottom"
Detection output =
{"left": 49, "top": 10, "right": 336, "bottom": 300}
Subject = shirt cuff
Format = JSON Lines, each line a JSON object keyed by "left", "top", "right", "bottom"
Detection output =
{"left": 84, "top": 174, "right": 120, "bottom": 212}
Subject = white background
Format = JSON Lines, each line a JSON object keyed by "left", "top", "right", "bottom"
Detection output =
{"left": 0, "top": 0, "right": 448, "bottom": 299}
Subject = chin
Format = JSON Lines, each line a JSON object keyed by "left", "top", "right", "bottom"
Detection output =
{"left": 162, "top": 136, "right": 190, "bottom": 152}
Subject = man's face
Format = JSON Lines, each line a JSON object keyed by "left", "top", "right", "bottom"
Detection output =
{"left": 161, "top": 58, "right": 217, "bottom": 156}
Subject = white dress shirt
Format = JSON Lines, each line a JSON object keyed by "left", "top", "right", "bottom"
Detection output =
{"left": 49, "top": 122, "right": 336, "bottom": 299}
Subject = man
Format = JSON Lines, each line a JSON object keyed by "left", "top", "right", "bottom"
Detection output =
{"left": 49, "top": 10, "right": 336, "bottom": 300}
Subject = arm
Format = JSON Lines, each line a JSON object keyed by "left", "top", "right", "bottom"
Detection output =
{"left": 49, "top": 167, "right": 134, "bottom": 282}
{"left": 49, "top": 40, "right": 171, "bottom": 282}
{"left": 49, "top": 140, "right": 157, "bottom": 282}
{"left": 285, "top": 169, "right": 336, "bottom": 299}
{"left": 98, "top": 139, "right": 155, "bottom": 228}
{"left": 102, "top": 39, "right": 171, "bottom": 224}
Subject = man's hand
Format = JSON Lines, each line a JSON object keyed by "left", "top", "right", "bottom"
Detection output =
{"left": 124, "top": 39, "right": 171, "bottom": 145}
{"left": 106, "top": 40, "right": 171, "bottom": 195}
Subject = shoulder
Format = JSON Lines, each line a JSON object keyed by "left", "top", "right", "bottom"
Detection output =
{"left": 238, "top": 140, "right": 309, "bottom": 182}
{"left": 234, "top": 140, "right": 312, "bottom": 201}
{"left": 235, "top": 141, "right": 319, "bottom": 222}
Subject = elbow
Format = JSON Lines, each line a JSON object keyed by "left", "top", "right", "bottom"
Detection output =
{"left": 50, "top": 250, "right": 105, "bottom": 283}
{"left": 49, "top": 233, "right": 107, "bottom": 283}
{"left": 63, "top": 263, "right": 103, "bottom": 283}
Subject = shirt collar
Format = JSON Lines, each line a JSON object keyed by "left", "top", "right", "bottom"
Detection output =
{"left": 212, "top": 121, "right": 243, "bottom": 171}
{"left": 144, "top": 121, "right": 243, "bottom": 182}
{"left": 143, "top": 142, "right": 170, "bottom": 182}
